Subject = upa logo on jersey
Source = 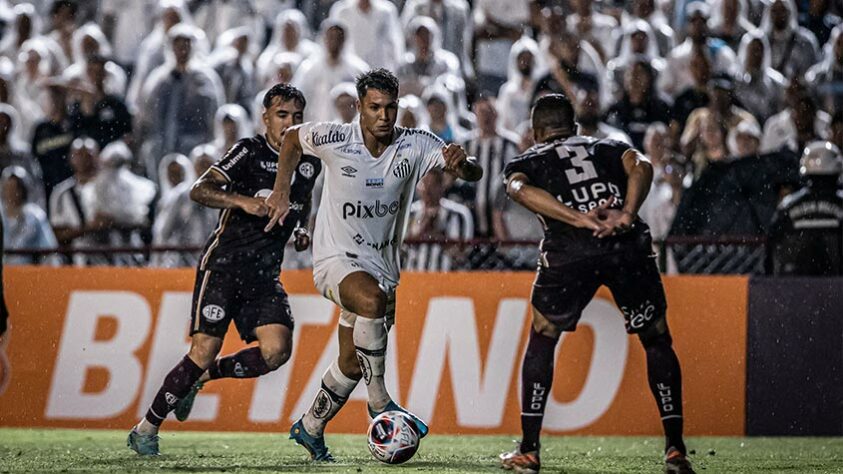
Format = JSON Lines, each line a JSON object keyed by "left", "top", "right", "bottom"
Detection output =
{"left": 342, "top": 196, "right": 403, "bottom": 219}
{"left": 202, "top": 304, "right": 226, "bottom": 322}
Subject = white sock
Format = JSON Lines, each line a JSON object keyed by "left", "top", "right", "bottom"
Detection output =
{"left": 302, "top": 361, "right": 358, "bottom": 436}
{"left": 136, "top": 417, "right": 159, "bottom": 435}
{"left": 353, "top": 316, "right": 391, "bottom": 411}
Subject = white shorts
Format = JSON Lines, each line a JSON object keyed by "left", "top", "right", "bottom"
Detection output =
{"left": 313, "top": 256, "right": 397, "bottom": 328}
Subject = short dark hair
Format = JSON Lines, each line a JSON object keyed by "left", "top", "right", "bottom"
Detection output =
{"left": 263, "top": 83, "right": 306, "bottom": 109}
{"left": 50, "top": 0, "right": 78, "bottom": 16}
{"left": 532, "top": 93, "right": 576, "bottom": 132}
{"left": 356, "top": 68, "right": 399, "bottom": 100}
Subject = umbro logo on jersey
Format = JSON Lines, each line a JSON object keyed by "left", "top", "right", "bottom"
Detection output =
{"left": 393, "top": 158, "right": 410, "bottom": 178}
{"left": 341, "top": 166, "right": 357, "bottom": 177}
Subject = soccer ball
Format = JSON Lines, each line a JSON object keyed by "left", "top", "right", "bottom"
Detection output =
{"left": 367, "top": 411, "right": 420, "bottom": 464}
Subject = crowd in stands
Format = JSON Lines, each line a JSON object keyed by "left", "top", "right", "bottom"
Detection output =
{"left": 1, "top": 0, "right": 842, "bottom": 270}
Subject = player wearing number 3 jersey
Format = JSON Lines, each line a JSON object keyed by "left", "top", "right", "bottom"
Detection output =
{"left": 499, "top": 94, "right": 694, "bottom": 474}
{"left": 263, "top": 69, "right": 482, "bottom": 461}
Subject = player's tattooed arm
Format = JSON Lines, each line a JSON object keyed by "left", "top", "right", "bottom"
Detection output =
{"left": 442, "top": 144, "right": 483, "bottom": 181}
{"left": 265, "top": 126, "right": 304, "bottom": 231}
{"left": 505, "top": 172, "right": 611, "bottom": 236}
{"left": 190, "top": 168, "right": 268, "bottom": 216}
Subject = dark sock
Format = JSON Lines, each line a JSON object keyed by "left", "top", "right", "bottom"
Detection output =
{"left": 643, "top": 332, "right": 686, "bottom": 455}
{"left": 208, "top": 347, "right": 271, "bottom": 380}
{"left": 520, "top": 329, "right": 559, "bottom": 453}
{"left": 145, "top": 355, "right": 204, "bottom": 426}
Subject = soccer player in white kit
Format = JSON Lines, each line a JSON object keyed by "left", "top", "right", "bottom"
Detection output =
{"left": 264, "top": 69, "right": 482, "bottom": 461}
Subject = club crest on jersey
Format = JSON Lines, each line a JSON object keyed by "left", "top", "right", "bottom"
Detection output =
{"left": 392, "top": 158, "right": 410, "bottom": 179}
{"left": 366, "top": 178, "right": 384, "bottom": 188}
{"left": 202, "top": 304, "right": 226, "bottom": 322}
{"left": 341, "top": 166, "right": 357, "bottom": 177}
{"left": 298, "top": 162, "right": 315, "bottom": 179}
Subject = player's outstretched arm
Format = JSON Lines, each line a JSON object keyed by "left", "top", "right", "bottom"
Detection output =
{"left": 506, "top": 172, "right": 609, "bottom": 236}
{"left": 264, "top": 126, "right": 304, "bottom": 231}
{"left": 190, "top": 168, "right": 268, "bottom": 216}
{"left": 442, "top": 144, "right": 483, "bottom": 182}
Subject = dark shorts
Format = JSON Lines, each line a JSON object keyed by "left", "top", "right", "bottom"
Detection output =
{"left": 531, "top": 250, "right": 667, "bottom": 334}
{"left": 189, "top": 268, "right": 294, "bottom": 343}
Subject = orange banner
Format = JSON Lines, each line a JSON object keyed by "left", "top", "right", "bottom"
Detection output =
{"left": 0, "top": 267, "right": 747, "bottom": 435}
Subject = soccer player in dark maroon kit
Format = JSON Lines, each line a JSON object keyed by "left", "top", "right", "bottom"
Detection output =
{"left": 128, "top": 84, "right": 320, "bottom": 455}
{"left": 498, "top": 94, "right": 694, "bottom": 474}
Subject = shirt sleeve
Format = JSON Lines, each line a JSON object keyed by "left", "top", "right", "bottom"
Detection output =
{"left": 417, "top": 131, "right": 447, "bottom": 179}
{"left": 211, "top": 139, "right": 251, "bottom": 183}
{"left": 297, "top": 121, "right": 349, "bottom": 159}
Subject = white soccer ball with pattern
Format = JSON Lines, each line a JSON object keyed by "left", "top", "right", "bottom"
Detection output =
{"left": 367, "top": 411, "right": 420, "bottom": 464}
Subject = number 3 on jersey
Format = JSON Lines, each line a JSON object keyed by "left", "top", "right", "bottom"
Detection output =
{"left": 556, "top": 145, "right": 597, "bottom": 184}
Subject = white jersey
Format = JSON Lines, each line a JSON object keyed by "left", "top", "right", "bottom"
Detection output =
{"left": 299, "top": 120, "right": 446, "bottom": 283}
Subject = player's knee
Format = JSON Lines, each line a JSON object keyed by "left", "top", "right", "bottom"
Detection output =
{"left": 188, "top": 337, "right": 221, "bottom": 368}
{"left": 638, "top": 324, "right": 672, "bottom": 349}
{"left": 260, "top": 341, "right": 291, "bottom": 371}
{"left": 355, "top": 291, "right": 387, "bottom": 319}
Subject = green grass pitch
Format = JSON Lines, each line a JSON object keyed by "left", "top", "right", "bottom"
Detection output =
{"left": 0, "top": 428, "right": 841, "bottom": 473}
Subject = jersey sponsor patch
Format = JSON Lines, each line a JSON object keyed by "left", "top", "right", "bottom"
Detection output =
{"left": 298, "top": 162, "right": 315, "bottom": 179}
{"left": 221, "top": 146, "right": 248, "bottom": 171}
{"left": 202, "top": 304, "right": 226, "bottom": 322}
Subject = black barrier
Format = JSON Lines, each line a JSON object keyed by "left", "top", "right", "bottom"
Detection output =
{"left": 746, "top": 277, "right": 843, "bottom": 435}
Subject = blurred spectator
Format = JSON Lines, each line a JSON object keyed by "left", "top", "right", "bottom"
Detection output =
{"left": 151, "top": 144, "right": 217, "bottom": 267}
{"left": 805, "top": 24, "right": 843, "bottom": 115}
{"left": 1, "top": 166, "right": 57, "bottom": 265}
{"left": 98, "top": 0, "right": 156, "bottom": 71}
{"left": 573, "top": 78, "right": 632, "bottom": 145}
{"left": 0, "top": 57, "right": 39, "bottom": 140}
{"left": 762, "top": 80, "right": 831, "bottom": 153}
{"left": 767, "top": 141, "right": 843, "bottom": 275}
{"left": 681, "top": 75, "right": 758, "bottom": 168}
{"left": 400, "top": 0, "right": 473, "bottom": 78}
{"left": 67, "top": 55, "right": 133, "bottom": 149}
{"left": 46, "top": 0, "right": 78, "bottom": 66}
{"left": 211, "top": 104, "right": 253, "bottom": 153}
{"left": 626, "top": 0, "right": 675, "bottom": 57}
{"left": 639, "top": 122, "right": 685, "bottom": 241}
{"left": 734, "top": 31, "right": 787, "bottom": 124}
{"left": 606, "top": 19, "right": 666, "bottom": 102}
{"left": 670, "top": 47, "right": 711, "bottom": 132}
{"left": 472, "top": 0, "right": 529, "bottom": 95}
{"left": 292, "top": 18, "right": 368, "bottom": 122}
{"left": 15, "top": 39, "right": 53, "bottom": 120}
{"left": 799, "top": 0, "right": 841, "bottom": 47}
{"left": 727, "top": 120, "right": 763, "bottom": 157}
{"left": 397, "top": 94, "right": 429, "bottom": 129}
{"left": 256, "top": 10, "right": 317, "bottom": 87}
{"left": 127, "top": 0, "right": 207, "bottom": 110}
{"left": 329, "top": 0, "right": 404, "bottom": 71}
{"left": 406, "top": 168, "right": 473, "bottom": 271}
{"left": 831, "top": 112, "right": 843, "bottom": 150}
{"left": 138, "top": 23, "right": 224, "bottom": 180}
{"left": 422, "top": 84, "right": 467, "bottom": 143}
{"left": 193, "top": 0, "right": 262, "bottom": 47}
{"left": 396, "top": 16, "right": 459, "bottom": 97}
{"left": 462, "top": 95, "right": 519, "bottom": 239}
{"left": 658, "top": 2, "right": 737, "bottom": 98}
{"left": 211, "top": 27, "right": 257, "bottom": 114}
{"left": 63, "top": 22, "right": 127, "bottom": 96}
{"left": 32, "top": 83, "right": 75, "bottom": 201}
{"left": 605, "top": 60, "right": 672, "bottom": 150}
{"left": 709, "top": 0, "right": 754, "bottom": 51}
{"left": 567, "top": 0, "right": 619, "bottom": 62}
{"left": 536, "top": 7, "right": 605, "bottom": 104}
{"left": 252, "top": 52, "right": 301, "bottom": 132}
{"left": 0, "top": 3, "right": 66, "bottom": 73}
{"left": 330, "top": 82, "right": 358, "bottom": 123}
{"left": 497, "top": 36, "right": 542, "bottom": 134}
{"left": 156, "top": 152, "right": 194, "bottom": 206}
{"left": 0, "top": 104, "right": 43, "bottom": 206}
{"left": 761, "top": 0, "right": 819, "bottom": 79}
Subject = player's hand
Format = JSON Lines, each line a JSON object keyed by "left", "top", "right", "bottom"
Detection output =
{"left": 264, "top": 190, "right": 290, "bottom": 232}
{"left": 442, "top": 144, "right": 467, "bottom": 172}
{"left": 238, "top": 196, "right": 269, "bottom": 217}
{"left": 293, "top": 227, "right": 310, "bottom": 251}
{"left": 590, "top": 204, "right": 635, "bottom": 238}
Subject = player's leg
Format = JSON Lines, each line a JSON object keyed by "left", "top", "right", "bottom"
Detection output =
{"left": 604, "top": 253, "right": 693, "bottom": 473}
{"left": 502, "top": 262, "right": 599, "bottom": 473}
